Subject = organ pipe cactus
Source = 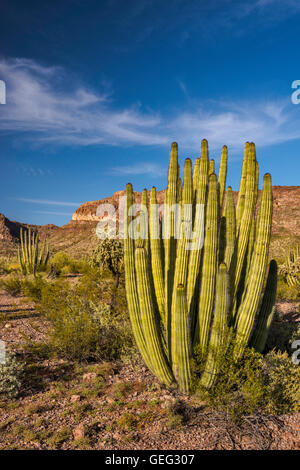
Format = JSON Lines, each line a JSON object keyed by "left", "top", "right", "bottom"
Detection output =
{"left": 279, "top": 245, "right": 300, "bottom": 287}
{"left": 124, "top": 140, "right": 276, "bottom": 393}
{"left": 18, "top": 227, "right": 49, "bottom": 276}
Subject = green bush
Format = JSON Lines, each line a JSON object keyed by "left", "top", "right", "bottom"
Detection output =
{"left": 263, "top": 350, "right": 300, "bottom": 414}
{"left": 193, "top": 333, "right": 300, "bottom": 419}
{"left": 277, "top": 275, "right": 300, "bottom": 301}
{"left": 36, "top": 276, "right": 133, "bottom": 362}
{"left": 0, "top": 349, "right": 24, "bottom": 399}
{"left": 51, "top": 252, "right": 89, "bottom": 275}
{"left": 0, "top": 275, "right": 24, "bottom": 296}
{"left": 22, "top": 276, "right": 49, "bottom": 302}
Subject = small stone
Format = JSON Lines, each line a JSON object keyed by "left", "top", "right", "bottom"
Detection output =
{"left": 70, "top": 394, "right": 81, "bottom": 403}
{"left": 82, "top": 372, "right": 97, "bottom": 383}
{"left": 4, "top": 323, "right": 12, "bottom": 329}
{"left": 106, "top": 396, "right": 115, "bottom": 404}
{"left": 73, "top": 423, "right": 85, "bottom": 440}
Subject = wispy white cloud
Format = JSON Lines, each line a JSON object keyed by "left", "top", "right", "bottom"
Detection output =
{"left": 1, "top": 58, "right": 300, "bottom": 152}
{"left": 33, "top": 210, "right": 73, "bottom": 216}
{"left": 110, "top": 162, "right": 164, "bottom": 176}
{"left": 14, "top": 197, "right": 81, "bottom": 206}
{"left": 0, "top": 58, "right": 165, "bottom": 147}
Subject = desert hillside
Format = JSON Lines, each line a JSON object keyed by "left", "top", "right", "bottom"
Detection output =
{"left": 1, "top": 185, "right": 299, "bottom": 259}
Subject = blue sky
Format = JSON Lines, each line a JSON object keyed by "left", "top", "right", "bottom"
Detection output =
{"left": 0, "top": 0, "right": 300, "bottom": 226}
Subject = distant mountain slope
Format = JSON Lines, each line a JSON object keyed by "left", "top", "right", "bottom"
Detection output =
{"left": 1, "top": 186, "right": 299, "bottom": 259}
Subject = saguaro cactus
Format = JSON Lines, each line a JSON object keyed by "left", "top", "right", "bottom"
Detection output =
{"left": 18, "top": 227, "right": 49, "bottom": 276}
{"left": 124, "top": 140, "right": 276, "bottom": 393}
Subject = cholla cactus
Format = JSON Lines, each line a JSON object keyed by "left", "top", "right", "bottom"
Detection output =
{"left": 90, "top": 238, "right": 124, "bottom": 278}
{"left": 18, "top": 228, "right": 49, "bottom": 276}
{"left": 124, "top": 140, "right": 276, "bottom": 392}
{"left": 279, "top": 245, "right": 300, "bottom": 287}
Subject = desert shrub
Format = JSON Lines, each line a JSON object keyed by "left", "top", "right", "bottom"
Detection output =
{"left": 0, "top": 257, "right": 21, "bottom": 275}
{"left": 194, "top": 341, "right": 266, "bottom": 420}
{"left": 36, "top": 277, "right": 133, "bottom": 361}
{"left": 0, "top": 349, "right": 25, "bottom": 399}
{"left": 22, "top": 276, "right": 49, "bottom": 302}
{"left": 263, "top": 350, "right": 300, "bottom": 414}
{"left": 265, "top": 307, "right": 300, "bottom": 353}
{"left": 51, "top": 252, "right": 88, "bottom": 275}
{"left": 193, "top": 333, "right": 300, "bottom": 418}
{"left": 0, "top": 274, "right": 24, "bottom": 296}
{"left": 277, "top": 275, "right": 300, "bottom": 301}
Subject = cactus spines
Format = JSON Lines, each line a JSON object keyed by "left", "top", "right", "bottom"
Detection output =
{"left": 171, "top": 158, "right": 193, "bottom": 368}
{"left": 149, "top": 187, "right": 165, "bottom": 323}
{"left": 124, "top": 184, "right": 153, "bottom": 372}
{"left": 200, "top": 263, "right": 230, "bottom": 389}
{"left": 218, "top": 145, "right": 228, "bottom": 211}
{"left": 186, "top": 139, "right": 209, "bottom": 328}
{"left": 194, "top": 173, "right": 218, "bottom": 353}
{"left": 209, "top": 159, "right": 215, "bottom": 175}
{"left": 174, "top": 284, "right": 192, "bottom": 393}
{"left": 164, "top": 142, "right": 179, "bottom": 349}
{"left": 236, "top": 141, "right": 250, "bottom": 229}
{"left": 234, "top": 173, "right": 273, "bottom": 358}
{"left": 251, "top": 260, "right": 278, "bottom": 353}
{"left": 135, "top": 240, "right": 173, "bottom": 386}
{"left": 124, "top": 140, "right": 276, "bottom": 393}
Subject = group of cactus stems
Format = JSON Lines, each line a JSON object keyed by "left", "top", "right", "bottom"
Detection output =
{"left": 124, "top": 139, "right": 277, "bottom": 394}
{"left": 18, "top": 227, "right": 49, "bottom": 276}
{"left": 281, "top": 245, "right": 300, "bottom": 287}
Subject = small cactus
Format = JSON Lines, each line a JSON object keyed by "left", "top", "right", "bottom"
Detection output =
{"left": 279, "top": 245, "right": 300, "bottom": 287}
{"left": 18, "top": 227, "right": 49, "bottom": 276}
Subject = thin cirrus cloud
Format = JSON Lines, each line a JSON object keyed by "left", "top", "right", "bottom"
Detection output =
{"left": 109, "top": 162, "right": 164, "bottom": 176}
{"left": 1, "top": 58, "right": 300, "bottom": 152}
{"left": 33, "top": 210, "right": 74, "bottom": 216}
{"left": 14, "top": 197, "right": 81, "bottom": 206}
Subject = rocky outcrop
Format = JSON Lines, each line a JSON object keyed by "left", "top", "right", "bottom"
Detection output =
{"left": 0, "top": 213, "right": 25, "bottom": 242}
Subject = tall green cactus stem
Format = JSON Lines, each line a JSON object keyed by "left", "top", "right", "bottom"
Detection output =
{"left": 218, "top": 145, "right": 228, "bottom": 211}
{"left": 193, "top": 158, "right": 200, "bottom": 202}
{"left": 223, "top": 187, "right": 236, "bottom": 271}
{"left": 234, "top": 173, "right": 273, "bottom": 358}
{"left": 232, "top": 143, "right": 257, "bottom": 315}
{"left": 187, "top": 139, "right": 209, "bottom": 330}
{"left": 164, "top": 142, "right": 179, "bottom": 351}
{"left": 251, "top": 260, "right": 278, "bottom": 353}
{"left": 236, "top": 142, "right": 250, "bottom": 229}
{"left": 209, "top": 159, "right": 215, "bottom": 175}
{"left": 171, "top": 158, "right": 193, "bottom": 368}
{"left": 124, "top": 184, "right": 155, "bottom": 374}
{"left": 149, "top": 187, "right": 165, "bottom": 323}
{"left": 174, "top": 284, "right": 192, "bottom": 393}
{"left": 194, "top": 173, "right": 218, "bottom": 352}
{"left": 135, "top": 240, "right": 173, "bottom": 385}
{"left": 200, "top": 263, "right": 230, "bottom": 389}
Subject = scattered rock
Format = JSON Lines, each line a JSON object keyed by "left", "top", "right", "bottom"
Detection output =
{"left": 82, "top": 372, "right": 97, "bottom": 383}
{"left": 4, "top": 323, "right": 11, "bottom": 329}
{"left": 73, "top": 423, "right": 85, "bottom": 440}
{"left": 70, "top": 394, "right": 81, "bottom": 403}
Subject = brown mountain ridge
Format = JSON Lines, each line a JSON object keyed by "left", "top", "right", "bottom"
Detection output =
{"left": 0, "top": 185, "right": 299, "bottom": 260}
